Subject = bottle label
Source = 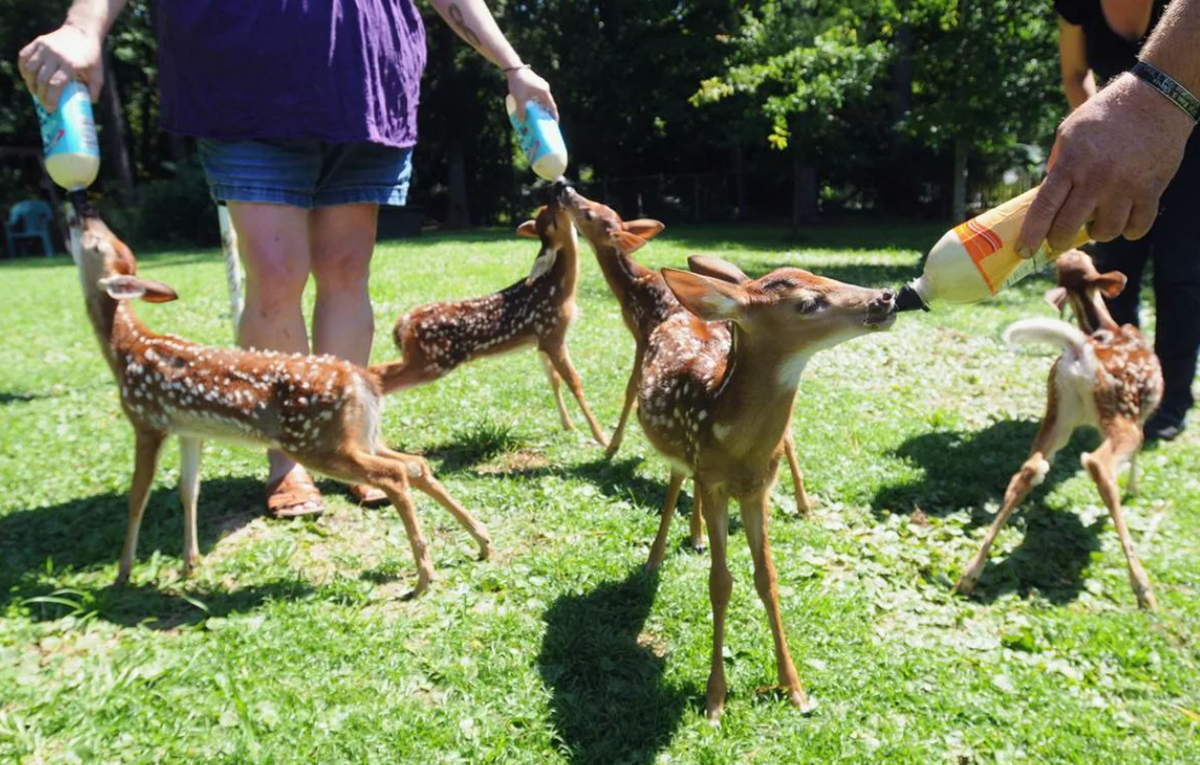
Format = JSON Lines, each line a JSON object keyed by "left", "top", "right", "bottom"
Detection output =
{"left": 34, "top": 81, "right": 99, "bottom": 161}
{"left": 953, "top": 219, "right": 1005, "bottom": 293}
{"left": 507, "top": 99, "right": 566, "bottom": 178}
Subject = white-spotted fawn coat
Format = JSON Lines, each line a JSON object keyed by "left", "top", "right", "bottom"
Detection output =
{"left": 557, "top": 187, "right": 811, "bottom": 568}
{"left": 70, "top": 208, "right": 490, "bottom": 595}
{"left": 381, "top": 202, "right": 608, "bottom": 447}
{"left": 955, "top": 250, "right": 1163, "bottom": 609}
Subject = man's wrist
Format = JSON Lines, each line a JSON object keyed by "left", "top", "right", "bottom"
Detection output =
{"left": 1131, "top": 60, "right": 1200, "bottom": 124}
{"left": 1117, "top": 71, "right": 1198, "bottom": 134}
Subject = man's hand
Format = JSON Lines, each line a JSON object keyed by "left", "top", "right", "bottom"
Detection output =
{"left": 506, "top": 66, "right": 558, "bottom": 121}
{"left": 1017, "top": 72, "right": 1194, "bottom": 256}
{"left": 18, "top": 23, "right": 104, "bottom": 112}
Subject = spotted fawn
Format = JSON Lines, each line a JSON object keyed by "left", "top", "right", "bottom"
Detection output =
{"left": 382, "top": 201, "right": 607, "bottom": 447}
{"left": 70, "top": 207, "right": 490, "bottom": 595}
{"left": 558, "top": 185, "right": 811, "bottom": 566}
{"left": 955, "top": 249, "right": 1163, "bottom": 609}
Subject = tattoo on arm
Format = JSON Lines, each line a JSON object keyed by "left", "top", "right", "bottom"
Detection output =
{"left": 447, "top": 4, "right": 483, "bottom": 50}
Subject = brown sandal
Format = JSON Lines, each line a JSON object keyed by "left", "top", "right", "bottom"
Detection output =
{"left": 348, "top": 484, "right": 388, "bottom": 507}
{"left": 265, "top": 468, "right": 325, "bottom": 519}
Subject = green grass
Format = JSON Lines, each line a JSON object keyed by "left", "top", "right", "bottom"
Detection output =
{"left": 1, "top": 221, "right": 1198, "bottom": 764}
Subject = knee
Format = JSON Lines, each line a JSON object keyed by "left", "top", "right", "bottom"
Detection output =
{"left": 242, "top": 250, "right": 308, "bottom": 313}
{"left": 313, "top": 245, "right": 372, "bottom": 294}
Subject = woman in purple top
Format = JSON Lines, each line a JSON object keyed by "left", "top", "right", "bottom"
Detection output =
{"left": 21, "top": 0, "right": 557, "bottom": 518}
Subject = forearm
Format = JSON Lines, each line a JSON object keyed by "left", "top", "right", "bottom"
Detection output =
{"left": 428, "top": 0, "right": 522, "bottom": 70}
{"left": 64, "top": 0, "right": 129, "bottom": 38}
{"left": 1140, "top": 0, "right": 1200, "bottom": 94}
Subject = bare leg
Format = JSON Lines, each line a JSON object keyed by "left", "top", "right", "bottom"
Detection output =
{"left": 540, "top": 351, "right": 574, "bottom": 432}
{"left": 543, "top": 342, "right": 609, "bottom": 448}
{"left": 700, "top": 483, "right": 732, "bottom": 722}
{"left": 956, "top": 397, "right": 1075, "bottom": 596}
{"left": 227, "top": 202, "right": 319, "bottom": 507}
{"left": 740, "top": 487, "right": 811, "bottom": 711}
{"left": 311, "top": 203, "right": 386, "bottom": 503}
{"left": 1083, "top": 423, "right": 1156, "bottom": 609}
{"left": 116, "top": 429, "right": 165, "bottom": 586}
{"left": 647, "top": 471, "right": 685, "bottom": 570}
{"left": 178, "top": 436, "right": 203, "bottom": 575}
{"left": 605, "top": 344, "right": 644, "bottom": 459}
{"left": 782, "top": 432, "right": 811, "bottom": 515}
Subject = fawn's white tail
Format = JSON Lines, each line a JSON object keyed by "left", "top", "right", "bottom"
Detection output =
{"left": 1004, "top": 318, "right": 1087, "bottom": 354}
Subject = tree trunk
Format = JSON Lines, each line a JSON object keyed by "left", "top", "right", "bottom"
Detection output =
{"left": 890, "top": 25, "right": 914, "bottom": 126}
{"left": 732, "top": 142, "right": 746, "bottom": 218}
{"left": 952, "top": 137, "right": 969, "bottom": 223}
{"left": 446, "top": 141, "right": 470, "bottom": 227}
{"left": 791, "top": 140, "right": 817, "bottom": 233}
{"left": 100, "top": 48, "right": 136, "bottom": 199}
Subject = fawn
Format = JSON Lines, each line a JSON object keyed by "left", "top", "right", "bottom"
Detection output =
{"left": 70, "top": 207, "right": 491, "bottom": 595}
{"left": 955, "top": 250, "right": 1163, "bottom": 609}
{"left": 382, "top": 201, "right": 607, "bottom": 447}
{"left": 558, "top": 187, "right": 811, "bottom": 563}
{"left": 645, "top": 255, "right": 896, "bottom": 720}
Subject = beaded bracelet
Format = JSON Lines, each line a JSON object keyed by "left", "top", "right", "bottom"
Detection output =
{"left": 1131, "top": 61, "right": 1200, "bottom": 124}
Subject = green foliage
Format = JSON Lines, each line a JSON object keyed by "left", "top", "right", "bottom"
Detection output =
{"left": 1, "top": 225, "right": 1199, "bottom": 762}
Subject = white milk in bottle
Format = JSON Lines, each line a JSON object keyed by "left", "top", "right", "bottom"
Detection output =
{"left": 894, "top": 186, "right": 1091, "bottom": 311}
{"left": 506, "top": 95, "right": 568, "bottom": 181}
{"left": 34, "top": 80, "right": 100, "bottom": 198}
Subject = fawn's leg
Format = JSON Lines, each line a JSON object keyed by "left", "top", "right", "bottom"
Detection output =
{"left": 374, "top": 356, "right": 448, "bottom": 393}
{"left": 689, "top": 480, "right": 705, "bottom": 553}
{"left": 178, "top": 436, "right": 203, "bottom": 575}
{"left": 956, "top": 394, "right": 1075, "bottom": 596}
{"left": 699, "top": 483, "right": 732, "bottom": 722}
{"left": 1083, "top": 422, "right": 1156, "bottom": 609}
{"left": 740, "top": 487, "right": 812, "bottom": 712}
{"left": 647, "top": 471, "right": 685, "bottom": 570}
{"left": 1126, "top": 449, "right": 1140, "bottom": 497}
{"left": 375, "top": 446, "right": 492, "bottom": 560}
{"left": 539, "top": 351, "right": 575, "bottom": 432}
{"left": 543, "top": 342, "right": 609, "bottom": 448}
{"left": 312, "top": 448, "right": 436, "bottom": 597}
{"left": 117, "top": 429, "right": 165, "bottom": 586}
{"left": 782, "top": 432, "right": 811, "bottom": 515}
{"left": 605, "top": 344, "right": 644, "bottom": 459}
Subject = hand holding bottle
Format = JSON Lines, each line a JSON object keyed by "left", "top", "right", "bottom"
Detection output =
{"left": 18, "top": 23, "right": 105, "bottom": 111}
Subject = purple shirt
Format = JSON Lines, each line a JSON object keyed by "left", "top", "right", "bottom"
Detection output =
{"left": 156, "top": 1, "right": 426, "bottom": 148}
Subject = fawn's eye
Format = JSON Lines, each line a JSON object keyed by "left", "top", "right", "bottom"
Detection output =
{"left": 795, "top": 296, "right": 825, "bottom": 315}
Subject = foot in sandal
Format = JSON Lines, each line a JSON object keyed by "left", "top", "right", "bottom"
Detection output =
{"left": 265, "top": 464, "right": 324, "bottom": 518}
{"left": 348, "top": 483, "right": 388, "bottom": 506}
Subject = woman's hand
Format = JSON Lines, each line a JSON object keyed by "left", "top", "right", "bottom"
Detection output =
{"left": 506, "top": 66, "right": 558, "bottom": 121}
{"left": 18, "top": 23, "right": 105, "bottom": 111}
{"left": 1017, "top": 72, "right": 1194, "bottom": 255}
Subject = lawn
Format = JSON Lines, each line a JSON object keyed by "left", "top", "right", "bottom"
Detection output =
{"left": 1, "top": 219, "right": 1197, "bottom": 764}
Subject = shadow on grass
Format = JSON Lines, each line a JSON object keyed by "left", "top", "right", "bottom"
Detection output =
{"left": 0, "top": 390, "right": 42, "bottom": 405}
{"left": 0, "top": 476, "right": 262, "bottom": 613}
{"left": 538, "top": 567, "right": 689, "bottom": 765}
{"left": 874, "top": 419, "right": 1105, "bottom": 604}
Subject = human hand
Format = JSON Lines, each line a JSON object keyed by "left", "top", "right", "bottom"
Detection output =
{"left": 506, "top": 66, "right": 558, "bottom": 121}
{"left": 1017, "top": 73, "right": 1195, "bottom": 257}
{"left": 18, "top": 23, "right": 104, "bottom": 112}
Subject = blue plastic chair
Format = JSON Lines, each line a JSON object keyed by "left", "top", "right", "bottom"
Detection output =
{"left": 5, "top": 200, "right": 55, "bottom": 257}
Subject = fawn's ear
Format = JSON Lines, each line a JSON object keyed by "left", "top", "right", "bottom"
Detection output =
{"left": 614, "top": 231, "right": 649, "bottom": 253}
{"left": 99, "top": 275, "right": 178, "bottom": 303}
{"left": 1044, "top": 286, "right": 1068, "bottom": 312}
{"left": 662, "top": 268, "right": 743, "bottom": 322}
{"left": 1093, "top": 270, "right": 1127, "bottom": 298}
{"left": 516, "top": 220, "right": 539, "bottom": 238}
{"left": 137, "top": 278, "right": 179, "bottom": 303}
{"left": 623, "top": 219, "right": 665, "bottom": 240}
{"left": 687, "top": 254, "right": 749, "bottom": 284}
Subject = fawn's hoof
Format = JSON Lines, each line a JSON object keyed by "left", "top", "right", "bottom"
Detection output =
{"left": 789, "top": 688, "right": 817, "bottom": 714}
{"left": 477, "top": 539, "right": 493, "bottom": 561}
{"left": 404, "top": 571, "right": 435, "bottom": 600}
{"left": 1134, "top": 587, "right": 1157, "bottom": 611}
{"left": 954, "top": 573, "right": 979, "bottom": 597}
{"left": 690, "top": 541, "right": 707, "bottom": 555}
{"left": 113, "top": 571, "right": 130, "bottom": 588}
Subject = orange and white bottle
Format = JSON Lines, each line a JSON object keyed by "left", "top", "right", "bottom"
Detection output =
{"left": 895, "top": 186, "right": 1091, "bottom": 310}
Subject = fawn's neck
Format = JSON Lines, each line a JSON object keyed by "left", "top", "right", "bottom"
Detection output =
{"left": 84, "top": 292, "right": 149, "bottom": 375}
{"left": 710, "top": 327, "right": 808, "bottom": 462}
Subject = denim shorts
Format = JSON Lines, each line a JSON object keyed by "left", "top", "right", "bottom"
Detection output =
{"left": 197, "top": 138, "right": 412, "bottom": 208}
